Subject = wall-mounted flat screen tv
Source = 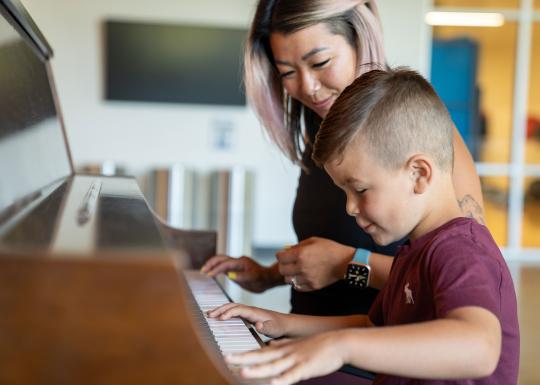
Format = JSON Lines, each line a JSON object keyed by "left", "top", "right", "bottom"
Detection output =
{"left": 105, "top": 21, "right": 246, "bottom": 106}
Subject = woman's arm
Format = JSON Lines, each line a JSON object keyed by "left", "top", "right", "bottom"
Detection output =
{"left": 452, "top": 127, "right": 485, "bottom": 224}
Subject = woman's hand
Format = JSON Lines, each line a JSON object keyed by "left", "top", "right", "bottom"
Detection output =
{"left": 225, "top": 331, "right": 347, "bottom": 385}
{"left": 276, "top": 237, "right": 355, "bottom": 291}
{"left": 201, "top": 255, "right": 282, "bottom": 293}
{"left": 207, "top": 303, "right": 289, "bottom": 338}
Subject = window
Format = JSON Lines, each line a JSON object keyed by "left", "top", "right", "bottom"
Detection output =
{"left": 430, "top": 0, "right": 540, "bottom": 258}
{"left": 523, "top": 22, "right": 540, "bottom": 248}
{"left": 523, "top": 177, "right": 540, "bottom": 247}
{"left": 432, "top": 23, "right": 517, "bottom": 164}
{"left": 527, "top": 23, "right": 540, "bottom": 165}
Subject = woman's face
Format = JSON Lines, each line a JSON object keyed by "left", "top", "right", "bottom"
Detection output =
{"left": 270, "top": 22, "right": 357, "bottom": 118}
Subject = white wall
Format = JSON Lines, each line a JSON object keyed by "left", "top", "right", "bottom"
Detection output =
{"left": 378, "top": 0, "right": 431, "bottom": 77}
{"left": 21, "top": 0, "right": 429, "bottom": 248}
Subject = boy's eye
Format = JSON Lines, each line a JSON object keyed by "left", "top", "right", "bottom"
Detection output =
{"left": 312, "top": 59, "right": 330, "bottom": 68}
{"left": 356, "top": 189, "right": 367, "bottom": 195}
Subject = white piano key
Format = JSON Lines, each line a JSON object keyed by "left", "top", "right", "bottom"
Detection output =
{"left": 183, "top": 270, "right": 270, "bottom": 385}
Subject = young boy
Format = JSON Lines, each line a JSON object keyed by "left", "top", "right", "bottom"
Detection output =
{"left": 208, "top": 68, "right": 519, "bottom": 385}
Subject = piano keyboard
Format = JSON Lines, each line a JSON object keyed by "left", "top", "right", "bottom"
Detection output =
{"left": 183, "top": 270, "right": 270, "bottom": 384}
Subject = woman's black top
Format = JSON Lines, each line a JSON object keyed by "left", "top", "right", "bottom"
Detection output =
{"left": 291, "top": 118, "right": 403, "bottom": 316}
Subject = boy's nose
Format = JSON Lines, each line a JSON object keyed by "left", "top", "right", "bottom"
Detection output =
{"left": 345, "top": 200, "right": 360, "bottom": 218}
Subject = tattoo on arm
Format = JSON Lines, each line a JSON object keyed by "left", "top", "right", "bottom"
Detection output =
{"left": 458, "top": 194, "right": 485, "bottom": 225}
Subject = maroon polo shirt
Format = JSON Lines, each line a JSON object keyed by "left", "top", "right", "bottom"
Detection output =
{"left": 369, "top": 217, "right": 519, "bottom": 385}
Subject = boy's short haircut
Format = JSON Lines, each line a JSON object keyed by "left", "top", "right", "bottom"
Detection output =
{"left": 312, "top": 68, "right": 455, "bottom": 172}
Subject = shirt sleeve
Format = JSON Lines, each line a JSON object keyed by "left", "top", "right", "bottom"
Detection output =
{"left": 428, "top": 235, "right": 503, "bottom": 319}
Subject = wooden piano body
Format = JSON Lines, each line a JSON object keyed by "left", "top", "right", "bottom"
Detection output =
{"left": 0, "top": 1, "right": 260, "bottom": 384}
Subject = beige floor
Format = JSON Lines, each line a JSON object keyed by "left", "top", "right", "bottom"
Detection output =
{"left": 516, "top": 264, "right": 540, "bottom": 385}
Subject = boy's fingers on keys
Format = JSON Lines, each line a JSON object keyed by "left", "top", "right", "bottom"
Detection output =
{"left": 225, "top": 345, "right": 286, "bottom": 366}
{"left": 213, "top": 304, "right": 255, "bottom": 321}
{"left": 268, "top": 338, "right": 293, "bottom": 347}
{"left": 272, "top": 363, "right": 305, "bottom": 385}
{"left": 206, "top": 303, "right": 239, "bottom": 318}
{"left": 242, "top": 355, "right": 295, "bottom": 379}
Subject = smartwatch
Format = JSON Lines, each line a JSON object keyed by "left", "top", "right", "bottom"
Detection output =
{"left": 344, "top": 248, "right": 371, "bottom": 289}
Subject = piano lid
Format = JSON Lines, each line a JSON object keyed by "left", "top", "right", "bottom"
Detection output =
{"left": 0, "top": 0, "right": 73, "bottom": 217}
{"left": 0, "top": 0, "right": 52, "bottom": 58}
{"left": 0, "top": 174, "right": 169, "bottom": 256}
{"left": 0, "top": 0, "right": 172, "bottom": 257}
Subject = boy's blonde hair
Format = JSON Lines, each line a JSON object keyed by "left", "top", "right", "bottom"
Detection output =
{"left": 245, "top": 0, "right": 385, "bottom": 164}
{"left": 312, "top": 68, "right": 454, "bottom": 172}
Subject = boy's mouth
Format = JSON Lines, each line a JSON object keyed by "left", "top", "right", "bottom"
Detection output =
{"left": 356, "top": 218, "right": 376, "bottom": 234}
{"left": 363, "top": 223, "right": 376, "bottom": 234}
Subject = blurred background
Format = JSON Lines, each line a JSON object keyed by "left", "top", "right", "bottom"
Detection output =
{"left": 17, "top": 1, "right": 540, "bottom": 383}
{"left": 19, "top": 0, "right": 540, "bottom": 262}
{"left": 19, "top": 0, "right": 430, "bottom": 258}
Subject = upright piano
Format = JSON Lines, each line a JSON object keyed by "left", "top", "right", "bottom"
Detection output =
{"left": 0, "top": 1, "right": 375, "bottom": 384}
{"left": 0, "top": 1, "right": 269, "bottom": 384}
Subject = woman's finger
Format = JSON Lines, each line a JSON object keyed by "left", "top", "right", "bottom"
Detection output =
{"left": 200, "top": 255, "right": 231, "bottom": 273}
{"left": 275, "top": 249, "right": 298, "bottom": 265}
{"left": 205, "top": 258, "right": 244, "bottom": 277}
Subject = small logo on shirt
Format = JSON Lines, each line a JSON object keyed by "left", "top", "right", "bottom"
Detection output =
{"left": 404, "top": 282, "right": 414, "bottom": 305}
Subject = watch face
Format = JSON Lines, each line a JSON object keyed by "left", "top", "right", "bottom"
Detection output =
{"left": 346, "top": 263, "right": 370, "bottom": 289}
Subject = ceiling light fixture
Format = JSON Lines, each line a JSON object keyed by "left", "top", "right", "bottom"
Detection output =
{"left": 425, "top": 11, "right": 505, "bottom": 27}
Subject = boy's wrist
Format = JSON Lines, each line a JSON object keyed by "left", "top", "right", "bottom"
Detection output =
{"left": 333, "top": 329, "right": 357, "bottom": 365}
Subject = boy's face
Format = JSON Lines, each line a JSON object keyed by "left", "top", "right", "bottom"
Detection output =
{"left": 325, "top": 140, "right": 423, "bottom": 246}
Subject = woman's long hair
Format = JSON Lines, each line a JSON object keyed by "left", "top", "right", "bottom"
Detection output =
{"left": 244, "top": 0, "right": 385, "bottom": 164}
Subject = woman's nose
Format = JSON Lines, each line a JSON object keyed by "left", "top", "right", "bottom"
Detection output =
{"left": 301, "top": 71, "right": 321, "bottom": 97}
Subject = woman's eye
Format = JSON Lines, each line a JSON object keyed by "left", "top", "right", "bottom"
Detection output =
{"left": 279, "top": 70, "right": 295, "bottom": 79}
{"left": 313, "top": 59, "right": 330, "bottom": 68}
{"left": 356, "top": 189, "right": 367, "bottom": 195}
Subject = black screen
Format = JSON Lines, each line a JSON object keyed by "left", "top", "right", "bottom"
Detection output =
{"left": 105, "top": 21, "right": 246, "bottom": 106}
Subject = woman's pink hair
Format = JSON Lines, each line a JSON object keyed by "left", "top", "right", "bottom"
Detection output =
{"left": 244, "top": 0, "right": 386, "bottom": 163}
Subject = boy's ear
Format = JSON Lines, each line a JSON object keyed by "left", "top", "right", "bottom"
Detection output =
{"left": 406, "top": 155, "right": 432, "bottom": 194}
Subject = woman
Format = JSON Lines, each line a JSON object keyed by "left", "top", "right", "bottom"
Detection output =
{"left": 201, "top": 0, "right": 484, "bottom": 316}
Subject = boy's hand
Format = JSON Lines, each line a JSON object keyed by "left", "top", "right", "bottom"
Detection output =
{"left": 225, "top": 332, "right": 347, "bottom": 385}
{"left": 207, "top": 303, "right": 288, "bottom": 338}
{"left": 276, "top": 237, "right": 355, "bottom": 291}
